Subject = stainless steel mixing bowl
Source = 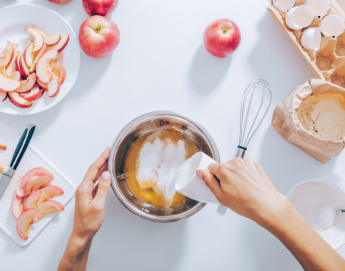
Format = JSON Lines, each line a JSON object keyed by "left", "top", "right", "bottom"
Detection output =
{"left": 109, "top": 111, "right": 220, "bottom": 222}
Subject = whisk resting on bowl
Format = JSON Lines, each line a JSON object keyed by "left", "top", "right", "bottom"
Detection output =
{"left": 237, "top": 79, "right": 273, "bottom": 159}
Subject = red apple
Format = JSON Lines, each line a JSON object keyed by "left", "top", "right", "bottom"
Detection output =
{"left": 79, "top": 15, "right": 120, "bottom": 58}
{"left": 82, "top": 0, "right": 118, "bottom": 16}
{"left": 203, "top": 19, "right": 241, "bottom": 58}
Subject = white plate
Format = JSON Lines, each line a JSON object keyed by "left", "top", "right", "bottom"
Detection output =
{"left": 0, "top": 117, "right": 75, "bottom": 246}
{"left": 0, "top": 4, "right": 80, "bottom": 115}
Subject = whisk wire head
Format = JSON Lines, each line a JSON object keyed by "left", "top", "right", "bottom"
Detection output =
{"left": 237, "top": 79, "right": 272, "bottom": 158}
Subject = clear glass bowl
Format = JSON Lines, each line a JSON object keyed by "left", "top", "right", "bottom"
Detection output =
{"left": 108, "top": 111, "right": 220, "bottom": 222}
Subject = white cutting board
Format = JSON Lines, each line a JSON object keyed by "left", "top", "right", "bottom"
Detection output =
{"left": 0, "top": 118, "right": 74, "bottom": 246}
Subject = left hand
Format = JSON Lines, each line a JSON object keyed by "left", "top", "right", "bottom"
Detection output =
{"left": 72, "top": 146, "right": 112, "bottom": 241}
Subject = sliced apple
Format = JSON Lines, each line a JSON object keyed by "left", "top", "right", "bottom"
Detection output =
{"left": 0, "top": 57, "right": 21, "bottom": 91}
{"left": 25, "top": 27, "right": 44, "bottom": 53}
{"left": 14, "top": 73, "right": 36, "bottom": 93}
{"left": 37, "top": 78, "right": 48, "bottom": 90}
{"left": 0, "top": 92, "right": 7, "bottom": 102}
{"left": 2, "top": 41, "right": 14, "bottom": 68}
{"left": 22, "top": 168, "right": 54, "bottom": 196}
{"left": 21, "top": 85, "right": 43, "bottom": 101}
{"left": 16, "top": 209, "right": 37, "bottom": 240}
{"left": 44, "top": 34, "right": 61, "bottom": 45}
{"left": 48, "top": 76, "right": 60, "bottom": 97}
{"left": 25, "top": 39, "right": 32, "bottom": 48}
{"left": 19, "top": 55, "right": 30, "bottom": 78}
{"left": 24, "top": 190, "right": 42, "bottom": 210}
{"left": 53, "top": 65, "right": 66, "bottom": 85}
{"left": 21, "top": 167, "right": 53, "bottom": 187}
{"left": 36, "top": 185, "right": 64, "bottom": 206}
{"left": 6, "top": 51, "right": 19, "bottom": 77}
{"left": 46, "top": 34, "right": 69, "bottom": 52}
{"left": 29, "top": 45, "right": 46, "bottom": 73}
{"left": 33, "top": 26, "right": 47, "bottom": 37}
{"left": 15, "top": 53, "right": 22, "bottom": 72}
{"left": 12, "top": 196, "right": 23, "bottom": 219}
{"left": 36, "top": 200, "right": 64, "bottom": 221}
{"left": 16, "top": 177, "right": 24, "bottom": 197}
{"left": 8, "top": 92, "right": 33, "bottom": 108}
{"left": 24, "top": 42, "right": 38, "bottom": 68}
{"left": 10, "top": 71, "right": 20, "bottom": 81}
{"left": 36, "top": 50, "right": 58, "bottom": 83}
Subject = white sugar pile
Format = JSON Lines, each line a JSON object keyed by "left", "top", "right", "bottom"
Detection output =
{"left": 288, "top": 182, "right": 345, "bottom": 249}
{"left": 138, "top": 138, "right": 186, "bottom": 200}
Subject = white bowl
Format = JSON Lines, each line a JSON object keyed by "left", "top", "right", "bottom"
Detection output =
{"left": 0, "top": 4, "right": 80, "bottom": 115}
{"left": 287, "top": 174, "right": 345, "bottom": 250}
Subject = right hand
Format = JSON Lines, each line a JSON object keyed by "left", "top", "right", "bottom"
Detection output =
{"left": 197, "top": 158, "right": 289, "bottom": 227}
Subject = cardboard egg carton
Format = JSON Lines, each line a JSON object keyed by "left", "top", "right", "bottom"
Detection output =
{"left": 267, "top": 0, "right": 345, "bottom": 87}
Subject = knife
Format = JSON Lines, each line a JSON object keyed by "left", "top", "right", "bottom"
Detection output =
{"left": 0, "top": 124, "right": 36, "bottom": 199}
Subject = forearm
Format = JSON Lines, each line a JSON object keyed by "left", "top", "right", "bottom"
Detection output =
{"left": 262, "top": 197, "right": 345, "bottom": 271}
{"left": 57, "top": 233, "right": 92, "bottom": 271}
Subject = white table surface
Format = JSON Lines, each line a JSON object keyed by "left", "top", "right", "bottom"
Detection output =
{"left": 0, "top": 0, "right": 344, "bottom": 270}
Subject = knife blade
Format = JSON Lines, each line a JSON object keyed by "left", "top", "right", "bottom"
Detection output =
{"left": 0, "top": 124, "right": 36, "bottom": 199}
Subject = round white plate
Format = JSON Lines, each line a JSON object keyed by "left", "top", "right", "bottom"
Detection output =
{"left": 0, "top": 4, "right": 80, "bottom": 115}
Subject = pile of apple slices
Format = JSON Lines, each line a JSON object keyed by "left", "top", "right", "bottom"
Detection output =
{"left": 0, "top": 26, "right": 69, "bottom": 108}
{"left": 12, "top": 167, "right": 64, "bottom": 240}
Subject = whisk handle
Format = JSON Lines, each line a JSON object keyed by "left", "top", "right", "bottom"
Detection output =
{"left": 236, "top": 146, "right": 247, "bottom": 159}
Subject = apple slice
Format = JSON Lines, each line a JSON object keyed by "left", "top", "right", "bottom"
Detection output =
{"left": 14, "top": 73, "right": 36, "bottom": 93}
{"left": 0, "top": 92, "right": 7, "bottom": 102}
{"left": 16, "top": 209, "right": 37, "bottom": 240}
{"left": 21, "top": 167, "right": 53, "bottom": 187}
{"left": 8, "top": 92, "right": 33, "bottom": 108}
{"left": 36, "top": 50, "right": 58, "bottom": 83}
{"left": 44, "top": 34, "right": 61, "bottom": 45}
{"left": 6, "top": 51, "right": 19, "bottom": 77}
{"left": 24, "top": 42, "right": 38, "bottom": 68}
{"left": 22, "top": 169, "right": 54, "bottom": 196}
{"left": 25, "top": 27, "right": 44, "bottom": 53}
{"left": 12, "top": 196, "right": 24, "bottom": 219}
{"left": 0, "top": 58, "right": 21, "bottom": 91}
{"left": 53, "top": 65, "right": 66, "bottom": 85}
{"left": 24, "top": 190, "right": 42, "bottom": 210}
{"left": 46, "top": 34, "right": 69, "bottom": 52}
{"left": 25, "top": 39, "right": 33, "bottom": 48}
{"left": 1, "top": 41, "right": 14, "bottom": 68}
{"left": 36, "top": 200, "right": 64, "bottom": 220}
{"left": 21, "top": 85, "right": 43, "bottom": 101}
{"left": 48, "top": 76, "right": 60, "bottom": 97}
{"left": 19, "top": 55, "right": 30, "bottom": 78}
{"left": 10, "top": 71, "right": 21, "bottom": 81}
{"left": 36, "top": 185, "right": 64, "bottom": 206}
{"left": 37, "top": 78, "right": 48, "bottom": 90}
{"left": 29, "top": 45, "right": 47, "bottom": 73}
{"left": 33, "top": 26, "right": 47, "bottom": 37}
{"left": 16, "top": 177, "right": 24, "bottom": 197}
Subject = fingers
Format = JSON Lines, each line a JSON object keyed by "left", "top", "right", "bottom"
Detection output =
{"left": 80, "top": 146, "right": 111, "bottom": 191}
{"left": 197, "top": 170, "right": 224, "bottom": 201}
{"left": 93, "top": 171, "right": 112, "bottom": 208}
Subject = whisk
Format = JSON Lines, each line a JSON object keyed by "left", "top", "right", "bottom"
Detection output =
{"left": 236, "top": 79, "right": 273, "bottom": 159}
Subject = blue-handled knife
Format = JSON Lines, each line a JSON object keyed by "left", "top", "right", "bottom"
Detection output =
{"left": 0, "top": 124, "right": 36, "bottom": 199}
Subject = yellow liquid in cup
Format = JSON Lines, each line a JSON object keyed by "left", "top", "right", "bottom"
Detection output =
{"left": 124, "top": 129, "right": 199, "bottom": 208}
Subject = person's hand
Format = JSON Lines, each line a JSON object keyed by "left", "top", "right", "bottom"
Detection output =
{"left": 197, "top": 158, "right": 289, "bottom": 228}
{"left": 72, "top": 146, "right": 112, "bottom": 241}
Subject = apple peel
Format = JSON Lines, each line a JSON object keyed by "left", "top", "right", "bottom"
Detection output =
{"left": 16, "top": 209, "right": 37, "bottom": 240}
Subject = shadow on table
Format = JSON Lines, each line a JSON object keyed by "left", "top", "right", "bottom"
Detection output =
{"left": 257, "top": 126, "right": 336, "bottom": 196}
{"left": 86, "top": 193, "right": 187, "bottom": 271}
{"left": 188, "top": 45, "right": 232, "bottom": 95}
{"left": 247, "top": 12, "right": 315, "bottom": 104}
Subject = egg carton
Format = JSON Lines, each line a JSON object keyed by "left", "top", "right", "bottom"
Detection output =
{"left": 267, "top": 0, "right": 345, "bottom": 87}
